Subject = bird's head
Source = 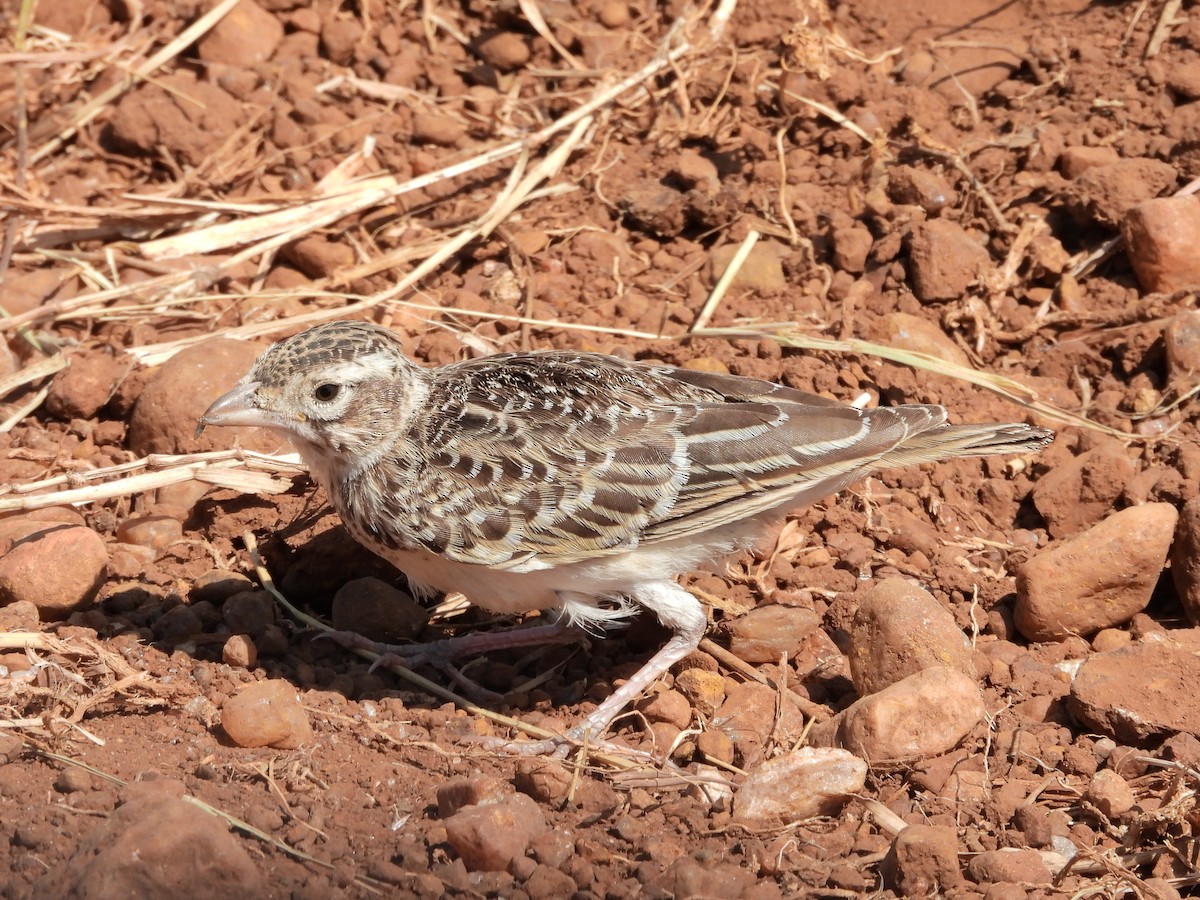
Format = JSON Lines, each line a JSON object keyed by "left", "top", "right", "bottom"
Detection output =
{"left": 198, "top": 321, "right": 428, "bottom": 469}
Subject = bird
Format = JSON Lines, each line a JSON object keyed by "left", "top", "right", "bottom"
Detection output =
{"left": 198, "top": 320, "right": 1053, "bottom": 753}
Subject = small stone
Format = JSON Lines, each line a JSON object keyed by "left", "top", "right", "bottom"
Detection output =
{"left": 967, "top": 848, "right": 1052, "bottom": 885}
{"left": 715, "top": 681, "right": 805, "bottom": 767}
{"left": 732, "top": 747, "right": 866, "bottom": 828}
{"left": 197, "top": 0, "right": 283, "bottom": 67}
{"left": 222, "top": 590, "right": 276, "bottom": 639}
{"left": 46, "top": 347, "right": 128, "bottom": 420}
{"left": 1069, "top": 636, "right": 1200, "bottom": 743}
{"left": 513, "top": 759, "right": 572, "bottom": 804}
{"left": 1164, "top": 310, "right": 1200, "bottom": 384}
{"left": 696, "top": 729, "right": 735, "bottom": 764}
{"left": 1030, "top": 443, "right": 1135, "bottom": 538}
{"left": 1058, "top": 146, "right": 1120, "bottom": 179}
{"left": 680, "top": 356, "right": 729, "bottom": 374}
{"left": 882, "top": 825, "right": 962, "bottom": 896}
{"left": 810, "top": 666, "right": 985, "bottom": 764}
{"left": 1172, "top": 496, "right": 1200, "bottom": 624}
{"left": 411, "top": 113, "right": 466, "bottom": 147}
{"left": 673, "top": 668, "right": 725, "bottom": 716}
{"left": 875, "top": 312, "right": 971, "bottom": 367}
{"left": 115, "top": 515, "right": 183, "bottom": 550}
{"left": 1122, "top": 195, "right": 1200, "bottom": 293}
{"left": 708, "top": 241, "right": 788, "bottom": 293}
{"left": 848, "top": 578, "right": 975, "bottom": 696}
{"left": 332, "top": 577, "right": 428, "bottom": 644}
{"left": 674, "top": 149, "right": 719, "bottom": 192}
{"left": 221, "top": 679, "right": 313, "bottom": 749}
{"left": 831, "top": 223, "right": 873, "bottom": 274}
{"left": 191, "top": 570, "right": 254, "bottom": 605}
{"left": 437, "top": 776, "right": 509, "bottom": 818}
{"left": 726, "top": 605, "right": 821, "bottom": 663}
{"left": 55, "top": 768, "right": 94, "bottom": 793}
{"left": 1015, "top": 504, "right": 1177, "bottom": 641}
{"left": 907, "top": 220, "right": 991, "bottom": 303}
{"left": 0, "top": 526, "right": 107, "bottom": 619}
{"left": 1067, "top": 158, "right": 1177, "bottom": 228}
{"left": 320, "top": 17, "right": 363, "bottom": 66}
{"left": 474, "top": 31, "right": 530, "bottom": 70}
{"left": 887, "top": 166, "right": 957, "bottom": 214}
{"left": 597, "top": 1, "right": 630, "bottom": 28}
{"left": 222, "top": 634, "right": 257, "bottom": 669}
{"left": 281, "top": 236, "right": 355, "bottom": 279}
{"left": 443, "top": 793, "right": 547, "bottom": 872}
{"left": 637, "top": 689, "right": 691, "bottom": 729}
{"left": 1169, "top": 60, "right": 1200, "bottom": 100}
{"left": 1086, "top": 769, "right": 1135, "bottom": 819}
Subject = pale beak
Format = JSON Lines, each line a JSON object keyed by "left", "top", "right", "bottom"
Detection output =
{"left": 195, "top": 381, "right": 269, "bottom": 438}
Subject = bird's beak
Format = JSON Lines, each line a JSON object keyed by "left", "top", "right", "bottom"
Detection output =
{"left": 195, "top": 380, "right": 269, "bottom": 439}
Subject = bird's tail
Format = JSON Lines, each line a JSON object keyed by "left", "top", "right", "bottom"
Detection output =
{"left": 882, "top": 422, "right": 1053, "bottom": 469}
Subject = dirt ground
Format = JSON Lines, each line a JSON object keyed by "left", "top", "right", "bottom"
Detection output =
{"left": 4, "top": 0, "right": 1200, "bottom": 896}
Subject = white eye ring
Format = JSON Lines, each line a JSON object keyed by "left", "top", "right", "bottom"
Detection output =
{"left": 314, "top": 383, "right": 340, "bottom": 402}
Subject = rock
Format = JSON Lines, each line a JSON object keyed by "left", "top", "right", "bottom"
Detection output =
{"left": 674, "top": 149, "right": 720, "bottom": 193}
{"left": 222, "top": 590, "right": 276, "bottom": 638}
{"left": 848, "top": 579, "right": 975, "bottom": 696}
{"left": 726, "top": 605, "right": 821, "bottom": 663}
{"left": 1058, "top": 145, "right": 1121, "bottom": 179}
{"left": 0, "top": 526, "right": 107, "bottom": 619}
{"left": 411, "top": 112, "right": 466, "bottom": 146}
{"left": 907, "top": 219, "right": 991, "bottom": 303}
{"left": 876, "top": 312, "right": 971, "bottom": 366}
{"left": 33, "top": 791, "right": 263, "bottom": 900}
{"left": 638, "top": 688, "right": 692, "bottom": 729}
{"left": 887, "top": 166, "right": 957, "bottom": 214}
{"left": 190, "top": 569, "right": 254, "bottom": 605}
{"left": 1173, "top": 497, "right": 1200, "bottom": 624}
{"left": 45, "top": 346, "right": 128, "bottom": 420}
{"left": 221, "top": 679, "right": 313, "bottom": 748}
{"left": 1086, "top": 769, "right": 1135, "bottom": 819}
{"left": 0, "top": 599, "right": 39, "bottom": 631}
{"left": 809, "top": 666, "right": 985, "bottom": 764}
{"left": 732, "top": 747, "right": 866, "bottom": 829}
{"left": 673, "top": 668, "right": 725, "bottom": 717}
{"left": 320, "top": 16, "right": 362, "bottom": 66}
{"left": 196, "top": 0, "right": 283, "bottom": 67}
{"left": 1015, "top": 504, "right": 1177, "bottom": 641}
{"left": 437, "top": 776, "right": 509, "bottom": 817}
{"left": 332, "top": 577, "right": 428, "bottom": 644}
{"left": 222, "top": 634, "right": 257, "bottom": 668}
{"left": 1029, "top": 443, "right": 1136, "bottom": 538}
{"left": 1122, "top": 196, "right": 1200, "bottom": 293}
{"left": 474, "top": 31, "right": 530, "bottom": 70}
{"left": 831, "top": 223, "right": 873, "bottom": 273}
{"left": 443, "top": 793, "right": 547, "bottom": 872}
{"left": 1066, "top": 158, "right": 1177, "bottom": 227}
{"left": 1165, "top": 310, "right": 1200, "bottom": 384}
{"left": 1169, "top": 60, "right": 1200, "bottom": 100}
{"left": 966, "top": 848, "right": 1052, "bottom": 885}
{"left": 708, "top": 241, "right": 788, "bottom": 293}
{"left": 129, "top": 339, "right": 284, "bottom": 456}
{"left": 281, "top": 236, "right": 355, "bottom": 279}
{"left": 1069, "top": 635, "right": 1200, "bottom": 742}
{"left": 715, "top": 681, "right": 805, "bottom": 767}
{"left": 882, "top": 825, "right": 963, "bottom": 896}
{"left": 115, "top": 515, "right": 183, "bottom": 550}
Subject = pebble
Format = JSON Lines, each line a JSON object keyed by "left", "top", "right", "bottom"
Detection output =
{"left": 0, "top": 525, "right": 108, "bottom": 619}
{"left": 320, "top": 17, "right": 362, "bottom": 66}
{"left": 46, "top": 346, "right": 128, "bottom": 420}
{"left": 907, "top": 219, "right": 991, "bottom": 303}
{"left": 443, "top": 793, "right": 547, "bottom": 872}
{"left": 882, "top": 825, "right": 962, "bottom": 896}
{"left": 597, "top": 1, "right": 630, "bottom": 28}
{"left": 1121, "top": 196, "right": 1200, "bottom": 293}
{"left": 715, "top": 681, "right": 805, "bottom": 766}
{"left": 831, "top": 223, "right": 873, "bottom": 274}
{"left": 696, "top": 728, "right": 735, "bottom": 764}
{"left": 115, "top": 515, "right": 183, "bottom": 550}
{"left": 965, "top": 847, "right": 1052, "bottom": 885}
{"left": 222, "top": 634, "right": 257, "bottom": 669}
{"left": 848, "top": 578, "right": 975, "bottom": 696}
{"left": 222, "top": 590, "right": 276, "bottom": 638}
{"left": 128, "top": 339, "right": 285, "bottom": 456}
{"left": 1067, "top": 158, "right": 1177, "bottom": 227}
{"left": 1164, "top": 309, "right": 1200, "bottom": 384}
{"left": 221, "top": 679, "right": 314, "bottom": 748}
{"left": 1086, "top": 769, "right": 1135, "bottom": 819}
{"left": 282, "top": 235, "right": 355, "bottom": 279}
{"left": 1172, "top": 496, "right": 1200, "bottom": 623}
{"left": 34, "top": 790, "right": 263, "bottom": 898}
{"left": 638, "top": 688, "right": 692, "bottom": 729}
{"left": 411, "top": 112, "right": 466, "bottom": 146}
{"left": 1069, "top": 634, "right": 1200, "bottom": 742}
{"left": 514, "top": 759, "right": 572, "bottom": 804}
{"left": 674, "top": 149, "right": 720, "bottom": 193}
{"left": 707, "top": 241, "right": 788, "bottom": 293}
{"left": 726, "top": 604, "right": 821, "bottom": 663}
{"left": 887, "top": 165, "right": 957, "bottom": 214}
{"left": 809, "top": 666, "right": 985, "bottom": 764}
{"left": 1058, "top": 145, "right": 1120, "bottom": 179}
{"left": 196, "top": 0, "right": 282, "bottom": 67}
{"left": 0, "top": 600, "right": 39, "bottom": 632}
{"left": 731, "top": 747, "right": 866, "bottom": 829}
{"left": 191, "top": 569, "right": 254, "bottom": 605}
{"left": 673, "top": 668, "right": 725, "bottom": 716}
{"left": 332, "top": 577, "right": 428, "bottom": 644}
{"left": 437, "top": 776, "right": 509, "bottom": 817}
{"left": 1015, "top": 503, "right": 1177, "bottom": 641}
{"left": 1029, "top": 443, "right": 1135, "bottom": 538}
{"left": 875, "top": 312, "right": 971, "bottom": 366}
{"left": 474, "top": 31, "right": 531, "bottom": 70}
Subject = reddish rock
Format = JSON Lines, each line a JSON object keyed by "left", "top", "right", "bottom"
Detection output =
{"left": 0, "top": 526, "right": 107, "bottom": 619}
{"left": 726, "top": 604, "right": 821, "bottom": 663}
{"left": 221, "top": 679, "right": 313, "bottom": 749}
{"left": 876, "top": 312, "right": 971, "bottom": 366}
{"left": 332, "top": 577, "right": 428, "bottom": 644}
{"left": 1058, "top": 145, "right": 1121, "bottom": 179}
{"left": 907, "top": 220, "right": 991, "bottom": 303}
{"left": 1015, "top": 504, "right": 1177, "bottom": 641}
{"left": 966, "top": 847, "right": 1052, "bottom": 885}
{"left": 882, "top": 825, "right": 963, "bottom": 896}
{"left": 732, "top": 747, "right": 866, "bottom": 828}
{"left": 196, "top": 0, "right": 283, "bottom": 67}
{"left": 1122, "top": 196, "right": 1200, "bottom": 293}
{"left": 1067, "top": 158, "right": 1177, "bottom": 227}
{"left": 443, "top": 793, "right": 546, "bottom": 872}
{"left": 1029, "top": 443, "right": 1136, "bottom": 538}
{"left": 45, "top": 346, "right": 128, "bottom": 420}
{"left": 1086, "top": 769, "right": 1136, "bottom": 818}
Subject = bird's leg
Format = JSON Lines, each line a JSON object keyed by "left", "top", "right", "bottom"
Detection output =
{"left": 505, "top": 581, "right": 707, "bottom": 757}
{"left": 322, "top": 620, "right": 584, "bottom": 702}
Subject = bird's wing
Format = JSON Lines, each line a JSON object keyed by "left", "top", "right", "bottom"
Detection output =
{"left": 399, "top": 353, "right": 940, "bottom": 568}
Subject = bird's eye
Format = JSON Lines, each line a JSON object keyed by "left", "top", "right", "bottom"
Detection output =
{"left": 313, "top": 383, "right": 340, "bottom": 402}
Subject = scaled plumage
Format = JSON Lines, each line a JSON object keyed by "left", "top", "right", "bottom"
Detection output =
{"left": 200, "top": 320, "right": 1053, "bottom": 751}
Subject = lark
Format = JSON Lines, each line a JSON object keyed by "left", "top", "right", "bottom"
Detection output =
{"left": 199, "top": 320, "right": 1052, "bottom": 752}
